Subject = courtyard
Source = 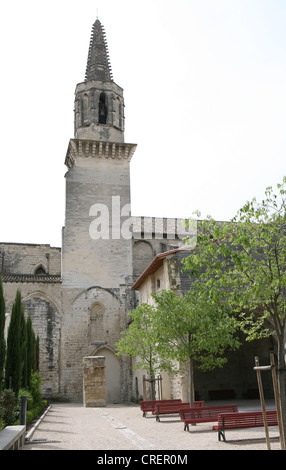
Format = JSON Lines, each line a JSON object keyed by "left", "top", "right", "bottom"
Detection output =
{"left": 22, "top": 400, "right": 281, "bottom": 451}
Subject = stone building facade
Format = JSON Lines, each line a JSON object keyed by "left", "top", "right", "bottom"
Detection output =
{"left": 1, "top": 19, "right": 193, "bottom": 403}
{"left": 1, "top": 18, "right": 274, "bottom": 404}
{"left": 132, "top": 248, "right": 275, "bottom": 402}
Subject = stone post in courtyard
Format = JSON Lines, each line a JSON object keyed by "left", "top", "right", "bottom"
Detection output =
{"left": 83, "top": 356, "right": 106, "bottom": 407}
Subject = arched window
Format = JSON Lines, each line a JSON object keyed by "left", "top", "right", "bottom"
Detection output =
{"left": 98, "top": 92, "right": 108, "bottom": 124}
{"left": 34, "top": 265, "right": 46, "bottom": 275}
{"left": 90, "top": 302, "right": 105, "bottom": 343}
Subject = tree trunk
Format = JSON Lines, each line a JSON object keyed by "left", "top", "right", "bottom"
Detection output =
{"left": 189, "top": 357, "right": 195, "bottom": 406}
{"left": 277, "top": 336, "right": 286, "bottom": 449}
{"left": 150, "top": 374, "right": 156, "bottom": 401}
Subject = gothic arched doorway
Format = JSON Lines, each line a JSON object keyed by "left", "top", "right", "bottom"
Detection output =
{"left": 96, "top": 347, "right": 121, "bottom": 403}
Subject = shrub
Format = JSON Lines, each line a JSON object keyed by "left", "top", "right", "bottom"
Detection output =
{"left": 0, "top": 373, "right": 46, "bottom": 429}
{"left": 0, "top": 389, "right": 18, "bottom": 426}
{"left": 25, "top": 400, "right": 48, "bottom": 426}
{"left": 29, "top": 371, "right": 42, "bottom": 405}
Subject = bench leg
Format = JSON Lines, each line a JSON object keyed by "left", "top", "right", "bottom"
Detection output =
{"left": 184, "top": 423, "right": 189, "bottom": 432}
{"left": 156, "top": 415, "right": 160, "bottom": 422}
{"left": 218, "top": 430, "right": 226, "bottom": 442}
{"left": 218, "top": 419, "right": 226, "bottom": 442}
{"left": 143, "top": 412, "right": 146, "bottom": 417}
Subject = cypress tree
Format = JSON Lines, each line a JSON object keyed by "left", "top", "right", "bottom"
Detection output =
{"left": 26, "top": 315, "right": 33, "bottom": 388}
{"left": 35, "top": 334, "right": 40, "bottom": 372}
{"left": 0, "top": 277, "right": 6, "bottom": 389}
{"left": 20, "top": 304, "right": 27, "bottom": 389}
{"left": 5, "top": 290, "right": 22, "bottom": 395}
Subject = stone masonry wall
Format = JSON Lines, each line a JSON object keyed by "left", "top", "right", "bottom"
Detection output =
{"left": 3, "top": 281, "right": 62, "bottom": 397}
{"left": 0, "top": 243, "right": 61, "bottom": 276}
{"left": 83, "top": 356, "right": 106, "bottom": 407}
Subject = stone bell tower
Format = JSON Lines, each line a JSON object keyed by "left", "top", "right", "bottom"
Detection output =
{"left": 60, "top": 19, "right": 137, "bottom": 402}
{"left": 74, "top": 19, "right": 125, "bottom": 144}
{"left": 62, "top": 18, "right": 136, "bottom": 289}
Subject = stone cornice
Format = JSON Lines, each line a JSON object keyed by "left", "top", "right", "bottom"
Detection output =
{"left": 65, "top": 139, "right": 137, "bottom": 168}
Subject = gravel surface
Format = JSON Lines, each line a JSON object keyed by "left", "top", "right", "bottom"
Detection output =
{"left": 22, "top": 401, "right": 282, "bottom": 451}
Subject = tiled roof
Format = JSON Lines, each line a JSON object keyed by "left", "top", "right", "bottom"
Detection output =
{"left": 2, "top": 274, "right": 62, "bottom": 284}
{"left": 132, "top": 248, "right": 191, "bottom": 290}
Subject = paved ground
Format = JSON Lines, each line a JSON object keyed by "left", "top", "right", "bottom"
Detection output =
{"left": 21, "top": 400, "right": 282, "bottom": 452}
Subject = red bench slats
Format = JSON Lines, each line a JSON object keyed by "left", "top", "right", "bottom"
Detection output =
{"left": 213, "top": 410, "right": 278, "bottom": 442}
{"left": 193, "top": 401, "right": 204, "bottom": 408}
{"left": 139, "top": 399, "right": 182, "bottom": 417}
{"left": 153, "top": 402, "right": 191, "bottom": 422}
{"left": 180, "top": 404, "right": 238, "bottom": 431}
{"left": 139, "top": 399, "right": 204, "bottom": 417}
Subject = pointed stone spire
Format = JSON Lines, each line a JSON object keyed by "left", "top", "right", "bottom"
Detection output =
{"left": 85, "top": 19, "right": 113, "bottom": 82}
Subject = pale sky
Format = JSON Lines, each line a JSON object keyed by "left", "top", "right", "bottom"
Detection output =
{"left": 0, "top": 0, "right": 285, "bottom": 247}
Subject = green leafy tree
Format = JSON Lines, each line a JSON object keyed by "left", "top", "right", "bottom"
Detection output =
{"left": 0, "top": 278, "right": 6, "bottom": 389}
{"left": 183, "top": 176, "right": 286, "bottom": 446}
{"left": 152, "top": 287, "right": 240, "bottom": 405}
{"left": 116, "top": 304, "right": 167, "bottom": 400}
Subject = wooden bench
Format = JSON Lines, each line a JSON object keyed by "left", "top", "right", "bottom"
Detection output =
{"left": 193, "top": 401, "right": 205, "bottom": 408}
{"left": 139, "top": 399, "right": 182, "bottom": 417}
{"left": 213, "top": 410, "right": 278, "bottom": 442}
{"left": 180, "top": 404, "right": 238, "bottom": 431}
{"left": 153, "top": 402, "right": 191, "bottom": 422}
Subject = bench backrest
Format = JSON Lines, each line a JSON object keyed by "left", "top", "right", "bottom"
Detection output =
{"left": 217, "top": 410, "right": 277, "bottom": 428}
{"left": 140, "top": 399, "right": 181, "bottom": 412}
{"left": 180, "top": 404, "right": 238, "bottom": 420}
{"left": 194, "top": 401, "right": 204, "bottom": 407}
{"left": 154, "top": 402, "right": 190, "bottom": 414}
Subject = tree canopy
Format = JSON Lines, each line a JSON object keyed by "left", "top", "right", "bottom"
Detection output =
{"left": 152, "top": 286, "right": 240, "bottom": 403}
{"left": 183, "top": 176, "right": 286, "bottom": 445}
{"left": 116, "top": 284, "right": 240, "bottom": 404}
{"left": 116, "top": 303, "right": 162, "bottom": 376}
